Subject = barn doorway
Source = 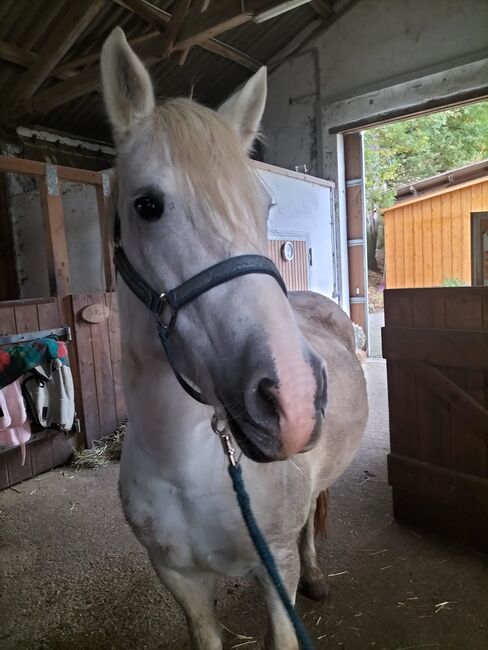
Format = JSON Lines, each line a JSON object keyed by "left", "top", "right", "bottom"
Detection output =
{"left": 362, "top": 99, "right": 488, "bottom": 357}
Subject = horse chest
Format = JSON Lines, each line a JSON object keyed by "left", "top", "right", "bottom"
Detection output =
{"left": 119, "top": 442, "right": 256, "bottom": 576}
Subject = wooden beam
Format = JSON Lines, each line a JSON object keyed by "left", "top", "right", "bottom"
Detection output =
{"left": 202, "top": 39, "right": 260, "bottom": 71}
{"left": 0, "top": 40, "right": 75, "bottom": 80}
{"left": 8, "top": 0, "right": 105, "bottom": 101}
{"left": 53, "top": 31, "right": 160, "bottom": 76}
{"left": 37, "top": 167, "right": 71, "bottom": 296}
{"left": 160, "top": 0, "right": 191, "bottom": 57}
{"left": 112, "top": 0, "right": 260, "bottom": 70}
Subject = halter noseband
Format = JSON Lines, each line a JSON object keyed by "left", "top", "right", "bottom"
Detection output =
{"left": 113, "top": 212, "right": 287, "bottom": 404}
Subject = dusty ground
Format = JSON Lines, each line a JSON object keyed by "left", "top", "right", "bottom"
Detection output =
{"left": 1, "top": 361, "right": 487, "bottom": 650}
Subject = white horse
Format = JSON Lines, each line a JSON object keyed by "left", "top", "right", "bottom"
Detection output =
{"left": 101, "top": 27, "right": 368, "bottom": 650}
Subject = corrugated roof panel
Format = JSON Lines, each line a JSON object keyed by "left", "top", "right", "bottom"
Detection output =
{"left": 0, "top": 0, "right": 343, "bottom": 144}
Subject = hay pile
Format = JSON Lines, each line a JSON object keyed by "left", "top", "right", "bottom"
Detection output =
{"left": 72, "top": 421, "right": 127, "bottom": 469}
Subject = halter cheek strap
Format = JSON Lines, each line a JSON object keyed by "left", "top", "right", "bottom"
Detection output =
{"left": 113, "top": 216, "right": 287, "bottom": 404}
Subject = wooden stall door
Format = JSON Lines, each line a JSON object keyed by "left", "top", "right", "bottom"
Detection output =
{"left": 383, "top": 287, "right": 488, "bottom": 551}
{"left": 71, "top": 292, "right": 126, "bottom": 446}
{"left": 268, "top": 239, "right": 310, "bottom": 291}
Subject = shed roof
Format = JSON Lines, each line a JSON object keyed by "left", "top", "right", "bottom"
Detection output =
{"left": 0, "top": 0, "right": 357, "bottom": 144}
{"left": 393, "top": 159, "right": 488, "bottom": 203}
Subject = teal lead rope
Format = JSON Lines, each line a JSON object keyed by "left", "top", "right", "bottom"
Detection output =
{"left": 212, "top": 414, "right": 315, "bottom": 650}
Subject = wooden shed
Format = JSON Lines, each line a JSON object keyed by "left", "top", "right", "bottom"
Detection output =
{"left": 383, "top": 160, "right": 488, "bottom": 288}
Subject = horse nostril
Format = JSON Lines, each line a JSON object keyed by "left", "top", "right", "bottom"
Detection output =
{"left": 245, "top": 376, "right": 280, "bottom": 428}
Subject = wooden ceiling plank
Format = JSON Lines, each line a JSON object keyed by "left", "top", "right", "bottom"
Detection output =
{"left": 53, "top": 31, "right": 160, "bottom": 75}
{"left": 8, "top": 0, "right": 105, "bottom": 101}
{"left": 203, "top": 39, "right": 261, "bottom": 72}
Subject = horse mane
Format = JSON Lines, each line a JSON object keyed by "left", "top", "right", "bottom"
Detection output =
{"left": 146, "top": 97, "right": 267, "bottom": 248}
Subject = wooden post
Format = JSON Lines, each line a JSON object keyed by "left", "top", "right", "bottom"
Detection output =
{"left": 95, "top": 171, "right": 114, "bottom": 292}
{"left": 344, "top": 132, "right": 368, "bottom": 340}
{"left": 37, "top": 165, "right": 71, "bottom": 296}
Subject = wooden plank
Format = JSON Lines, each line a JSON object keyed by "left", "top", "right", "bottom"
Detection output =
{"left": 450, "top": 188, "right": 463, "bottom": 281}
{"left": 36, "top": 300, "right": 62, "bottom": 330}
{"left": 37, "top": 170, "right": 71, "bottom": 296}
{"left": 88, "top": 293, "right": 118, "bottom": 439}
{"left": 106, "top": 293, "right": 126, "bottom": 425}
{"left": 385, "top": 177, "right": 488, "bottom": 209}
{"left": 386, "top": 362, "right": 419, "bottom": 459}
{"left": 431, "top": 195, "right": 443, "bottom": 286}
{"left": 445, "top": 292, "right": 483, "bottom": 330}
{"left": 59, "top": 296, "right": 86, "bottom": 447}
{"left": 421, "top": 198, "right": 433, "bottom": 286}
{"left": 402, "top": 204, "right": 414, "bottom": 288}
{"left": 391, "top": 487, "right": 488, "bottom": 553}
{"left": 393, "top": 207, "right": 404, "bottom": 287}
{"left": 175, "top": 0, "right": 253, "bottom": 47}
{"left": 383, "top": 211, "right": 395, "bottom": 288}
{"left": 348, "top": 245, "right": 365, "bottom": 296}
{"left": 30, "top": 435, "right": 54, "bottom": 476}
{"left": 13, "top": 304, "right": 39, "bottom": 334}
{"left": 72, "top": 294, "right": 101, "bottom": 445}
{"left": 201, "top": 38, "right": 260, "bottom": 71}
{"left": 343, "top": 132, "right": 361, "bottom": 180}
{"left": 345, "top": 185, "right": 362, "bottom": 239}
{"left": 0, "top": 297, "right": 55, "bottom": 308}
{"left": 0, "top": 155, "right": 45, "bottom": 177}
{"left": 6, "top": 0, "right": 105, "bottom": 101}
{"left": 388, "top": 453, "right": 488, "bottom": 517}
{"left": 382, "top": 327, "right": 488, "bottom": 370}
{"left": 0, "top": 455, "right": 9, "bottom": 490}
{"left": 0, "top": 307, "right": 16, "bottom": 336}
{"left": 412, "top": 201, "right": 423, "bottom": 287}
{"left": 461, "top": 187, "right": 472, "bottom": 284}
{"left": 57, "top": 166, "right": 103, "bottom": 185}
{"left": 6, "top": 446, "right": 33, "bottom": 485}
{"left": 383, "top": 290, "right": 413, "bottom": 327}
{"left": 440, "top": 192, "right": 452, "bottom": 282}
{"left": 311, "top": 0, "right": 333, "bottom": 18}
{"left": 411, "top": 290, "right": 445, "bottom": 329}
{"left": 0, "top": 172, "right": 18, "bottom": 300}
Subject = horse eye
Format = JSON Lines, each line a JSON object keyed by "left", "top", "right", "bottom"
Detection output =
{"left": 134, "top": 195, "right": 164, "bottom": 221}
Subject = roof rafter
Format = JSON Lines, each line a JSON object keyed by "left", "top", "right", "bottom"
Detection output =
{"left": 7, "top": 0, "right": 105, "bottom": 101}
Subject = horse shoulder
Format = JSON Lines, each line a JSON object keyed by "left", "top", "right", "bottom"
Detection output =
{"left": 289, "top": 291, "right": 356, "bottom": 355}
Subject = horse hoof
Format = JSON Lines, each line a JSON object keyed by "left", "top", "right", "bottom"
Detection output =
{"left": 298, "top": 576, "right": 330, "bottom": 601}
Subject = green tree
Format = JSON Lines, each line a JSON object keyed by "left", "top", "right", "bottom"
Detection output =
{"left": 364, "top": 101, "right": 488, "bottom": 270}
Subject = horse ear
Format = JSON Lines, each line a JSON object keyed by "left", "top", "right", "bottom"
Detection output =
{"left": 101, "top": 27, "right": 155, "bottom": 143}
{"left": 218, "top": 67, "right": 267, "bottom": 152}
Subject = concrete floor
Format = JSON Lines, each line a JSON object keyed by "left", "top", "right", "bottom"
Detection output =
{"left": 1, "top": 361, "right": 487, "bottom": 650}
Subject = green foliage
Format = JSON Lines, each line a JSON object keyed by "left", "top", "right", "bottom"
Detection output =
{"left": 441, "top": 277, "right": 466, "bottom": 287}
{"left": 364, "top": 101, "right": 488, "bottom": 218}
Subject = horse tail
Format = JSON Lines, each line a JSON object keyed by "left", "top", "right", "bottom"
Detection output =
{"left": 314, "top": 489, "right": 329, "bottom": 538}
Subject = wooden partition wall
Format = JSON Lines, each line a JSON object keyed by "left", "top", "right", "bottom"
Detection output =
{"left": 0, "top": 155, "right": 126, "bottom": 486}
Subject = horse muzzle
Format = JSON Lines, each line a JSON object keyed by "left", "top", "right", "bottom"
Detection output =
{"left": 221, "top": 353, "right": 327, "bottom": 463}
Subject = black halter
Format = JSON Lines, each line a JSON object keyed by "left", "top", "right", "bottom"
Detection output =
{"left": 113, "top": 213, "right": 287, "bottom": 404}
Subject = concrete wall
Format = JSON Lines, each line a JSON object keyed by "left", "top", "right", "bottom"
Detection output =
{"left": 9, "top": 178, "right": 104, "bottom": 298}
{"left": 262, "top": 0, "right": 488, "bottom": 311}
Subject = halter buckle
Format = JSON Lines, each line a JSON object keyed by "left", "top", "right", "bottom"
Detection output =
{"left": 157, "top": 293, "right": 176, "bottom": 331}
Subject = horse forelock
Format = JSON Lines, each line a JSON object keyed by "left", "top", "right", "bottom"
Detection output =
{"left": 121, "top": 97, "right": 267, "bottom": 248}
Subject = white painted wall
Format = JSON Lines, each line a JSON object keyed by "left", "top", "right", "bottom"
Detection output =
{"left": 257, "top": 165, "right": 338, "bottom": 299}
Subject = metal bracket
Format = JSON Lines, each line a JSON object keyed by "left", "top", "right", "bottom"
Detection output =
{"left": 101, "top": 172, "right": 111, "bottom": 198}
{"left": 46, "top": 164, "right": 59, "bottom": 196}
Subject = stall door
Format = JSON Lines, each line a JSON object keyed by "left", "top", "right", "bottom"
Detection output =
{"left": 268, "top": 239, "right": 310, "bottom": 291}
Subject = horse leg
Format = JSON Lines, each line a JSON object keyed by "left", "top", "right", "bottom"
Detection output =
{"left": 257, "top": 549, "right": 301, "bottom": 650}
{"left": 149, "top": 553, "right": 222, "bottom": 650}
{"left": 298, "top": 495, "right": 329, "bottom": 601}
